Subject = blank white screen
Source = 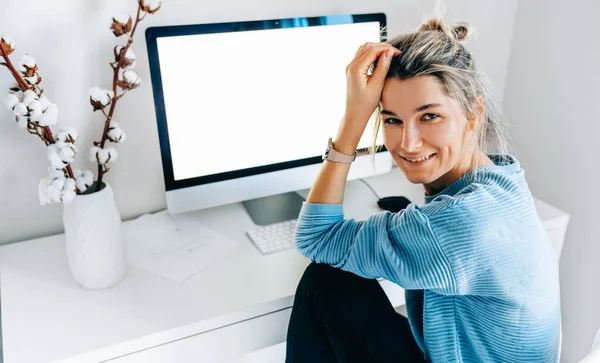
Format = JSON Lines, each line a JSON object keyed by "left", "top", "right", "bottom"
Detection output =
{"left": 156, "top": 22, "right": 383, "bottom": 181}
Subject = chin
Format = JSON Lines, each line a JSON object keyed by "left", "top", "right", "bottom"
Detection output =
{"left": 405, "top": 174, "right": 434, "bottom": 185}
{"left": 398, "top": 167, "right": 439, "bottom": 185}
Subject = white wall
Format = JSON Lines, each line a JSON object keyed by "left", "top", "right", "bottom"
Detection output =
{"left": 0, "top": 0, "right": 519, "bottom": 245}
{"left": 502, "top": 1, "right": 600, "bottom": 362}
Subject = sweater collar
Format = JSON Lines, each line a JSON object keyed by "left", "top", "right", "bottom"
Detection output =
{"left": 423, "top": 153, "right": 520, "bottom": 204}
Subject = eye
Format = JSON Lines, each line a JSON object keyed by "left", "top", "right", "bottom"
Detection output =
{"left": 422, "top": 113, "right": 439, "bottom": 121}
{"left": 383, "top": 118, "right": 402, "bottom": 125}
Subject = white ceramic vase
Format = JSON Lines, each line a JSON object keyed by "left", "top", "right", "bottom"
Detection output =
{"left": 63, "top": 182, "right": 126, "bottom": 289}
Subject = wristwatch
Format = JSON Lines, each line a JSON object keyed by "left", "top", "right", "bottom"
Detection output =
{"left": 322, "top": 138, "right": 357, "bottom": 164}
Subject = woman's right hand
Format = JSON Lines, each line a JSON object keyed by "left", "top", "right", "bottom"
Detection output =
{"left": 335, "top": 43, "right": 401, "bottom": 152}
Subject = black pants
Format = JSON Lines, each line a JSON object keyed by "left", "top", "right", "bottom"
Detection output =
{"left": 286, "top": 262, "right": 427, "bottom": 363}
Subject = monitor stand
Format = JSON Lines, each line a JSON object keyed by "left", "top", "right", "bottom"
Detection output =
{"left": 242, "top": 191, "right": 305, "bottom": 226}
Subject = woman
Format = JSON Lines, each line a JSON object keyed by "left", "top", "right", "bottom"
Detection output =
{"left": 285, "top": 17, "right": 561, "bottom": 363}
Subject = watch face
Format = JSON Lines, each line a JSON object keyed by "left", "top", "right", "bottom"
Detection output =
{"left": 323, "top": 138, "right": 333, "bottom": 160}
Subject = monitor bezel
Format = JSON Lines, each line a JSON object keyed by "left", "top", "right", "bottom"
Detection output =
{"left": 146, "top": 12, "right": 388, "bottom": 192}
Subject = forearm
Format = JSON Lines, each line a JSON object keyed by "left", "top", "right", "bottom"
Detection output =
{"left": 305, "top": 121, "right": 362, "bottom": 204}
{"left": 305, "top": 160, "right": 351, "bottom": 204}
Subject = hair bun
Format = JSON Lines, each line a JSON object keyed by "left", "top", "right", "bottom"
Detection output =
{"left": 418, "top": 17, "right": 472, "bottom": 43}
{"left": 451, "top": 22, "right": 471, "bottom": 42}
{"left": 418, "top": 18, "right": 447, "bottom": 33}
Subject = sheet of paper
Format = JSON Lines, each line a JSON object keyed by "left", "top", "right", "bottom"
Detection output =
{"left": 123, "top": 210, "right": 240, "bottom": 282}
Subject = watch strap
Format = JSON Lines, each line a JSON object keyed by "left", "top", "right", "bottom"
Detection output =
{"left": 324, "top": 138, "right": 357, "bottom": 164}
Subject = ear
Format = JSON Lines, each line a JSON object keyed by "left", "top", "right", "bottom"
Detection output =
{"left": 466, "top": 96, "right": 484, "bottom": 132}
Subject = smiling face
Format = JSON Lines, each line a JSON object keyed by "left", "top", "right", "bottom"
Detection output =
{"left": 380, "top": 75, "right": 487, "bottom": 196}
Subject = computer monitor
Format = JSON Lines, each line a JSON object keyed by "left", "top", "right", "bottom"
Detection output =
{"left": 146, "top": 13, "right": 392, "bottom": 225}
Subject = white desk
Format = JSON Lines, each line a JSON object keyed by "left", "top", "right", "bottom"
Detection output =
{"left": 0, "top": 167, "right": 569, "bottom": 363}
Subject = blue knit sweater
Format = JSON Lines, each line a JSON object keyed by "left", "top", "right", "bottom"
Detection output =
{"left": 294, "top": 154, "right": 561, "bottom": 363}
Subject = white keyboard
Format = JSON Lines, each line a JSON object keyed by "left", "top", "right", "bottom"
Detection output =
{"left": 246, "top": 219, "right": 297, "bottom": 255}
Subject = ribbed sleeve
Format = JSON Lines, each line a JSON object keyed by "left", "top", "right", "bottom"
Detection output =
{"left": 295, "top": 202, "right": 458, "bottom": 294}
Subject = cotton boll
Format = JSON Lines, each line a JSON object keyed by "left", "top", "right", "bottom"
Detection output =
{"left": 28, "top": 100, "right": 43, "bottom": 122}
{"left": 57, "top": 143, "right": 76, "bottom": 163}
{"left": 140, "top": 0, "right": 161, "bottom": 13}
{"left": 50, "top": 175, "right": 66, "bottom": 193}
{"left": 18, "top": 54, "right": 37, "bottom": 75}
{"left": 40, "top": 168, "right": 69, "bottom": 205}
{"left": 119, "top": 47, "right": 136, "bottom": 69}
{"left": 4, "top": 93, "right": 19, "bottom": 109}
{"left": 123, "top": 70, "right": 139, "bottom": 85}
{"left": 118, "top": 70, "right": 140, "bottom": 90}
{"left": 22, "top": 90, "right": 36, "bottom": 106}
{"left": 107, "top": 126, "right": 126, "bottom": 143}
{"left": 10, "top": 90, "right": 24, "bottom": 101}
{"left": 89, "top": 87, "right": 109, "bottom": 105}
{"left": 8, "top": 83, "right": 20, "bottom": 93}
{"left": 97, "top": 148, "right": 110, "bottom": 164}
{"left": 25, "top": 75, "right": 39, "bottom": 85}
{"left": 90, "top": 146, "right": 110, "bottom": 164}
{"left": 39, "top": 94, "right": 51, "bottom": 110}
{"left": 39, "top": 111, "right": 58, "bottom": 126}
{"left": 49, "top": 168, "right": 65, "bottom": 180}
{"left": 115, "top": 46, "right": 136, "bottom": 61}
{"left": 39, "top": 103, "right": 59, "bottom": 126}
{"left": 64, "top": 177, "right": 76, "bottom": 191}
{"left": 18, "top": 54, "right": 36, "bottom": 69}
{"left": 47, "top": 184, "right": 62, "bottom": 203}
{"left": 64, "top": 128, "right": 78, "bottom": 142}
{"left": 105, "top": 147, "right": 118, "bottom": 163}
{"left": 89, "top": 87, "right": 114, "bottom": 111}
{"left": 82, "top": 170, "right": 93, "bottom": 184}
{"left": 123, "top": 59, "right": 136, "bottom": 70}
{"left": 38, "top": 177, "right": 52, "bottom": 206}
{"left": 47, "top": 144, "right": 66, "bottom": 169}
{"left": 15, "top": 115, "right": 28, "bottom": 129}
{"left": 49, "top": 152, "right": 66, "bottom": 169}
{"left": 75, "top": 178, "right": 87, "bottom": 193}
{"left": 89, "top": 146, "right": 100, "bottom": 163}
{"left": 13, "top": 102, "right": 27, "bottom": 116}
{"left": 61, "top": 178, "right": 77, "bottom": 204}
{"left": 56, "top": 128, "right": 78, "bottom": 143}
{"left": 75, "top": 170, "right": 93, "bottom": 193}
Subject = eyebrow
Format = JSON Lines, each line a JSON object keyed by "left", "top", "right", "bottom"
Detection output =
{"left": 380, "top": 103, "right": 443, "bottom": 117}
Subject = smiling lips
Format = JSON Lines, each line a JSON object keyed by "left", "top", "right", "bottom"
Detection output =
{"left": 401, "top": 153, "right": 436, "bottom": 163}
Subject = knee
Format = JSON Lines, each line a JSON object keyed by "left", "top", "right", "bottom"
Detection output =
{"left": 297, "top": 262, "right": 372, "bottom": 297}
{"left": 296, "top": 262, "right": 337, "bottom": 296}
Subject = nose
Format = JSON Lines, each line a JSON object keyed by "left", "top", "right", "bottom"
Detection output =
{"left": 401, "top": 123, "right": 423, "bottom": 152}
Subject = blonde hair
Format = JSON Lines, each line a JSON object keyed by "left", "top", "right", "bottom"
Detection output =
{"left": 369, "top": 17, "right": 512, "bottom": 179}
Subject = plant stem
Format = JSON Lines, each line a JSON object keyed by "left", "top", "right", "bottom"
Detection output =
{"left": 96, "top": 2, "right": 144, "bottom": 190}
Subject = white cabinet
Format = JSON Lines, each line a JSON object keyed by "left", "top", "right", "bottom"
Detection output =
{"left": 534, "top": 197, "right": 570, "bottom": 259}
{"left": 108, "top": 308, "right": 292, "bottom": 363}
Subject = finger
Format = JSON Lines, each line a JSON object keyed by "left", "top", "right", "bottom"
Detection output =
{"left": 347, "top": 43, "right": 399, "bottom": 75}
{"left": 353, "top": 42, "right": 395, "bottom": 62}
{"left": 352, "top": 46, "right": 399, "bottom": 77}
{"left": 353, "top": 42, "right": 373, "bottom": 58}
{"left": 370, "top": 48, "right": 400, "bottom": 85}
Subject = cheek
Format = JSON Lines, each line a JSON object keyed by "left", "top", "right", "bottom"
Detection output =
{"left": 425, "top": 120, "right": 463, "bottom": 146}
{"left": 382, "top": 126, "right": 401, "bottom": 149}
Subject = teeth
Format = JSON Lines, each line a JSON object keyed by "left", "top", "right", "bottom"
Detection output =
{"left": 405, "top": 154, "right": 433, "bottom": 162}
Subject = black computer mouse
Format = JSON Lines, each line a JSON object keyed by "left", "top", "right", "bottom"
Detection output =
{"left": 377, "top": 196, "right": 412, "bottom": 213}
